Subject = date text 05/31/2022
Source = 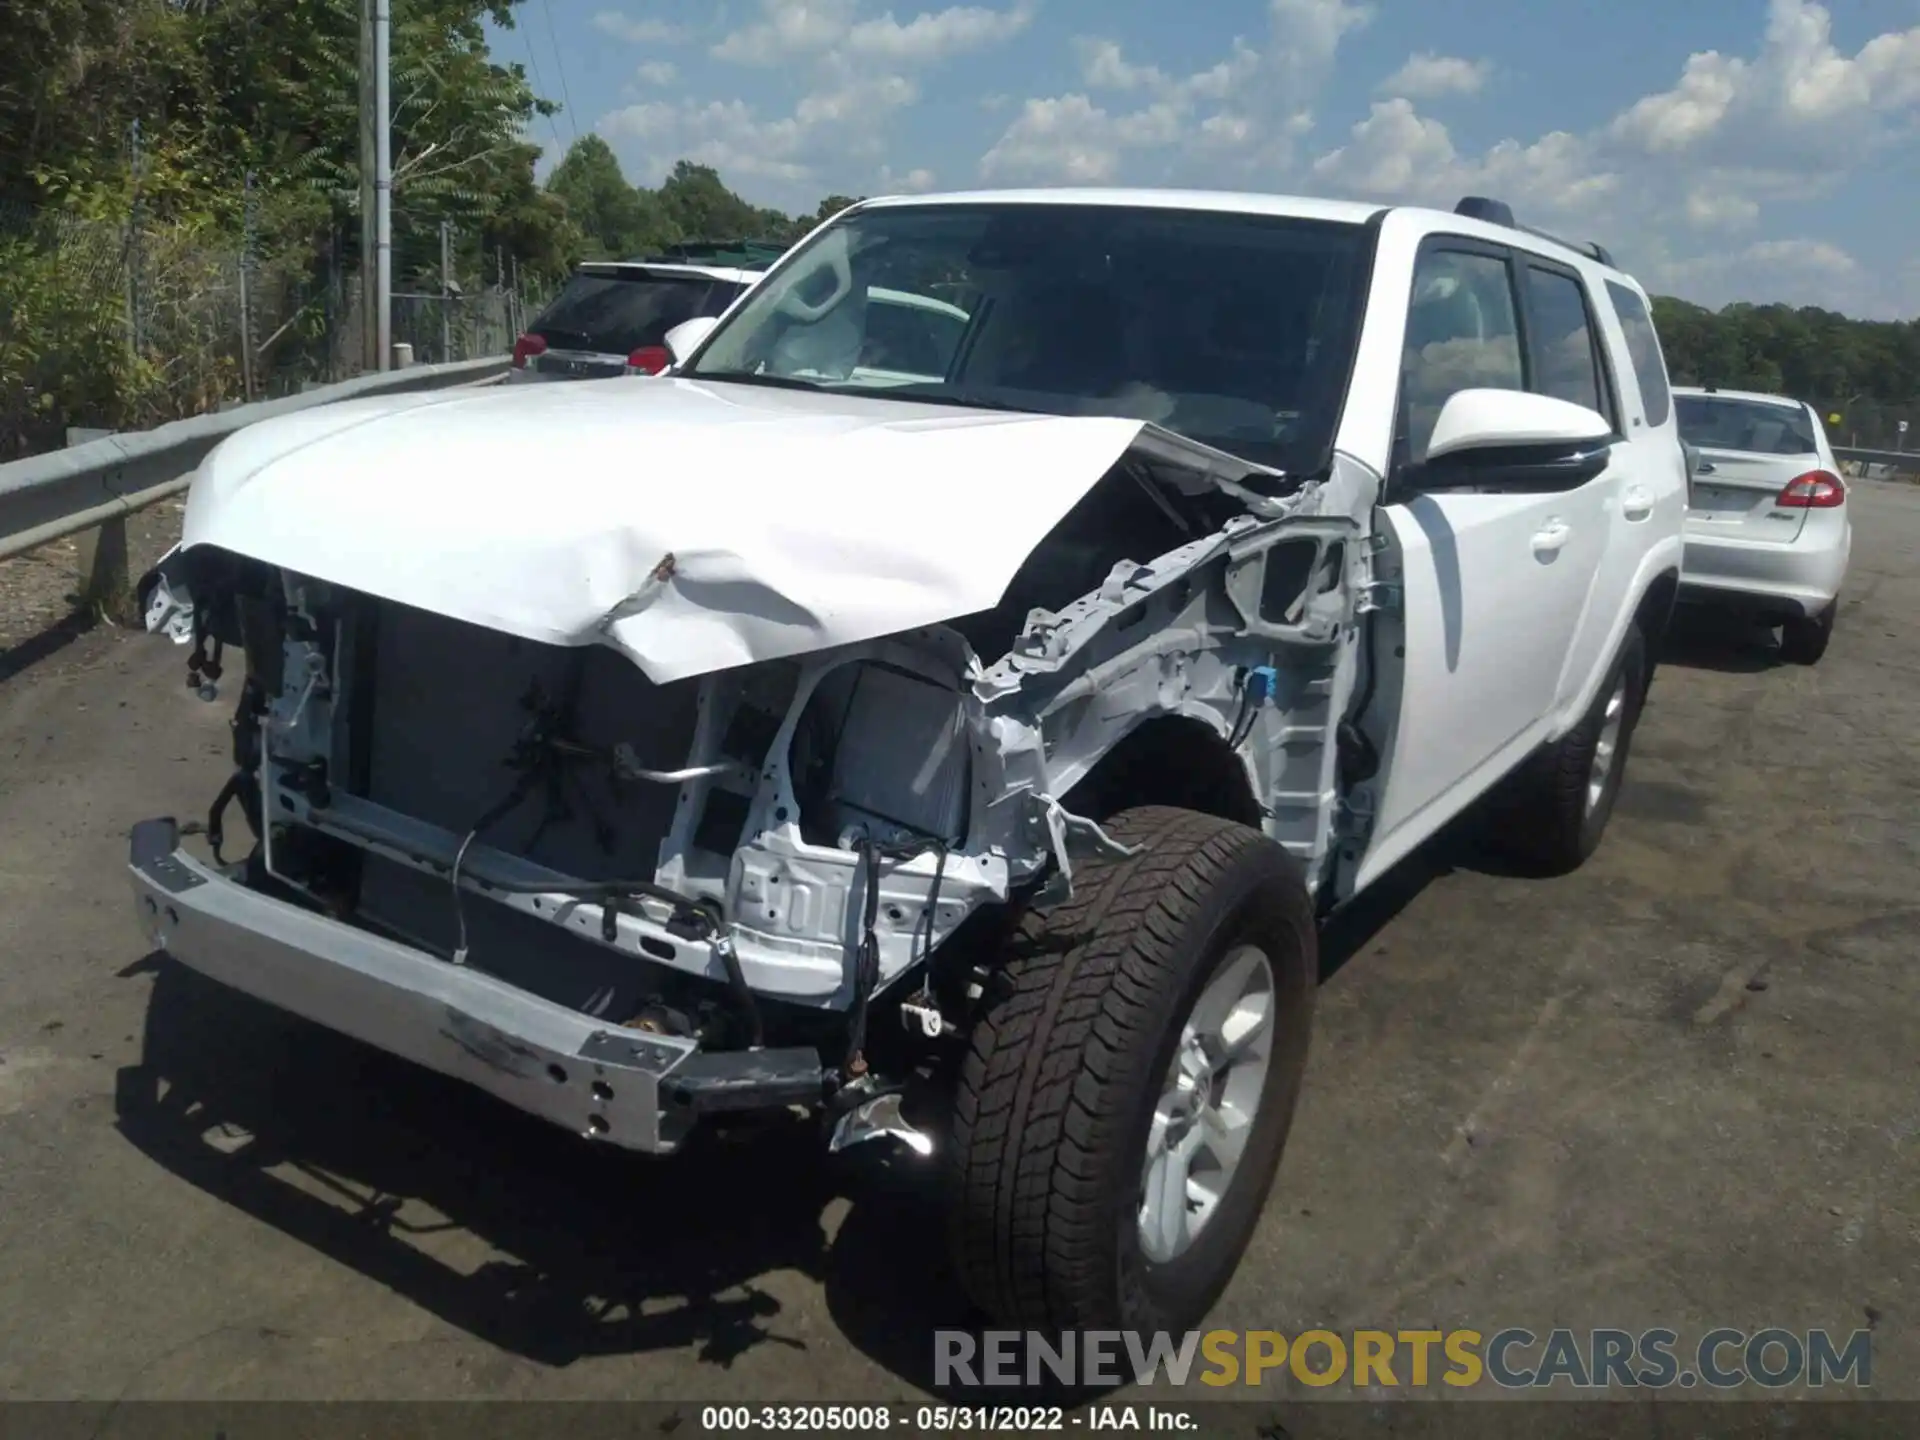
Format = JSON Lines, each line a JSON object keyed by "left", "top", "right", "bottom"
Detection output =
{"left": 699, "top": 1404, "right": 1194, "bottom": 1431}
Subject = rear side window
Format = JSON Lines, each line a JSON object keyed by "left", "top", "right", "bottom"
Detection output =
{"left": 1603, "top": 281, "right": 1671, "bottom": 427}
{"left": 1522, "top": 265, "right": 1607, "bottom": 422}
{"left": 532, "top": 274, "right": 743, "bottom": 354}
{"left": 1675, "top": 395, "right": 1818, "bottom": 456}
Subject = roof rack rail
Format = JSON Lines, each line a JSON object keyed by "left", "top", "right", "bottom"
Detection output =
{"left": 1453, "top": 196, "right": 1614, "bottom": 268}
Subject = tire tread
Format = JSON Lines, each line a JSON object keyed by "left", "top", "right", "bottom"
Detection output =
{"left": 948, "top": 806, "right": 1308, "bottom": 1329}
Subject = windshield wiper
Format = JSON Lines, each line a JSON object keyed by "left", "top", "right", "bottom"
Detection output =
{"left": 691, "top": 369, "right": 828, "bottom": 393}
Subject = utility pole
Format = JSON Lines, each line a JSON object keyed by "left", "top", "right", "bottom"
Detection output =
{"left": 238, "top": 170, "right": 257, "bottom": 401}
{"left": 440, "top": 220, "right": 453, "bottom": 363}
{"left": 358, "top": 0, "right": 392, "bottom": 371}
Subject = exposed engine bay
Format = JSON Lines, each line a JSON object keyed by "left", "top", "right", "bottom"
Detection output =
{"left": 144, "top": 426, "right": 1384, "bottom": 1115}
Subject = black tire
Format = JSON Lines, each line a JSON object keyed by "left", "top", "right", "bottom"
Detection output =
{"left": 946, "top": 806, "right": 1316, "bottom": 1333}
{"left": 1482, "top": 624, "right": 1648, "bottom": 877}
{"left": 1779, "top": 600, "right": 1836, "bottom": 666}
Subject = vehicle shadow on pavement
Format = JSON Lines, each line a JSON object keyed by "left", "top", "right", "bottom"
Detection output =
{"left": 0, "top": 609, "right": 96, "bottom": 684}
{"left": 112, "top": 954, "right": 1002, "bottom": 1391}
{"left": 107, "top": 815, "right": 1519, "bottom": 1402}
{"left": 1655, "top": 608, "right": 1785, "bottom": 674}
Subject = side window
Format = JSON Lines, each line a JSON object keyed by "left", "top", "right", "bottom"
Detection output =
{"left": 1399, "top": 248, "right": 1524, "bottom": 463}
{"left": 1522, "top": 265, "right": 1608, "bottom": 422}
{"left": 1604, "top": 280, "right": 1671, "bottom": 427}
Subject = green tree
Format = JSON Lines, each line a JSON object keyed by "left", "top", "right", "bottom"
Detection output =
{"left": 657, "top": 161, "right": 770, "bottom": 240}
{"left": 546, "top": 135, "right": 679, "bottom": 258}
{"left": 1651, "top": 295, "right": 1918, "bottom": 450}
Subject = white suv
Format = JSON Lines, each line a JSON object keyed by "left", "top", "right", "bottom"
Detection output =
{"left": 133, "top": 188, "right": 1686, "bottom": 1337}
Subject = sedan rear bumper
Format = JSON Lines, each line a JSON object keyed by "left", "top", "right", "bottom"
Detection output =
{"left": 1680, "top": 522, "right": 1850, "bottom": 619}
{"left": 127, "top": 819, "right": 825, "bottom": 1153}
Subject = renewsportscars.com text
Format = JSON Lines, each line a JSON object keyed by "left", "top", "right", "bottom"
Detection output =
{"left": 934, "top": 1327, "right": 1872, "bottom": 1391}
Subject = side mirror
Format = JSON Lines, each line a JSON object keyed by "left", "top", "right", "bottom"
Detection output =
{"left": 1408, "top": 389, "right": 1614, "bottom": 495}
{"left": 663, "top": 316, "right": 720, "bottom": 368}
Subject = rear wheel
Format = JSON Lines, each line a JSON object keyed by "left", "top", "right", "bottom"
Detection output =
{"left": 1482, "top": 624, "right": 1648, "bottom": 877}
{"left": 1779, "top": 600, "right": 1836, "bottom": 666}
{"left": 946, "top": 806, "right": 1316, "bottom": 1333}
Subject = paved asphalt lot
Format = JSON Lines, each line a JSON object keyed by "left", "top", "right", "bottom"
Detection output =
{"left": 0, "top": 482, "right": 1915, "bottom": 1426}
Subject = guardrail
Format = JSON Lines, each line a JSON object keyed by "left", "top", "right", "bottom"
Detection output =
{"left": 1833, "top": 445, "right": 1919, "bottom": 479}
{"left": 0, "top": 355, "right": 510, "bottom": 611}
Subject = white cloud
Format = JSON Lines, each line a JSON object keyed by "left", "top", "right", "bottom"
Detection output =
{"left": 602, "top": 98, "right": 815, "bottom": 184}
{"left": 1076, "top": 38, "right": 1165, "bottom": 93}
{"left": 713, "top": 0, "right": 1030, "bottom": 67}
{"left": 1377, "top": 52, "right": 1491, "bottom": 100}
{"left": 604, "top": 0, "right": 1030, "bottom": 204}
{"left": 878, "top": 164, "right": 938, "bottom": 192}
{"left": 1311, "top": 99, "right": 1611, "bottom": 212}
{"left": 1683, "top": 189, "right": 1759, "bottom": 229}
{"left": 1649, "top": 237, "right": 1869, "bottom": 312}
{"left": 712, "top": 0, "right": 860, "bottom": 66}
{"left": 1303, "top": 0, "right": 1920, "bottom": 313}
{"left": 591, "top": 11, "right": 691, "bottom": 45}
{"left": 847, "top": 5, "right": 1034, "bottom": 63}
{"left": 1608, "top": 0, "right": 1920, "bottom": 163}
{"left": 981, "top": 94, "right": 1189, "bottom": 184}
{"left": 1609, "top": 51, "right": 1743, "bottom": 154}
{"left": 586, "top": 0, "right": 1920, "bottom": 315}
{"left": 983, "top": 0, "right": 1369, "bottom": 183}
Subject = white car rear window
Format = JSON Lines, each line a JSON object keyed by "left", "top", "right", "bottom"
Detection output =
{"left": 1676, "top": 395, "right": 1817, "bottom": 456}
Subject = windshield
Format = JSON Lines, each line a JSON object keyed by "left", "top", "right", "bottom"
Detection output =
{"left": 1676, "top": 395, "right": 1819, "bottom": 456}
{"left": 532, "top": 271, "right": 744, "bottom": 355}
{"left": 684, "top": 202, "right": 1374, "bottom": 473}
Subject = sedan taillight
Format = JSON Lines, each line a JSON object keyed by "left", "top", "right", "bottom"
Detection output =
{"left": 626, "top": 345, "right": 671, "bottom": 376}
{"left": 1776, "top": 469, "right": 1845, "bottom": 508}
{"left": 511, "top": 333, "right": 548, "bottom": 369}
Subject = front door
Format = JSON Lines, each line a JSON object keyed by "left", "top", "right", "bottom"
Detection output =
{"left": 1360, "top": 240, "right": 1619, "bottom": 886}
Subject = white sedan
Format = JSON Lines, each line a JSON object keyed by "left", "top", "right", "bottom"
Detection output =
{"left": 1674, "top": 385, "right": 1853, "bottom": 664}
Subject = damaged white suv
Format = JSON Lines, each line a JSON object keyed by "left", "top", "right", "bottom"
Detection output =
{"left": 132, "top": 190, "right": 1686, "bottom": 1336}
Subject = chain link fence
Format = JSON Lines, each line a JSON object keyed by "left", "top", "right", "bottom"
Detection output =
{"left": 2, "top": 196, "right": 549, "bottom": 462}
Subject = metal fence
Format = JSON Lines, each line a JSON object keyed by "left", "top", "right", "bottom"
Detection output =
{"left": 1, "top": 197, "right": 548, "bottom": 463}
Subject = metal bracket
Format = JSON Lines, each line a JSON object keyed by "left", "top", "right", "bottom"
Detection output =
{"left": 828, "top": 1088, "right": 934, "bottom": 1157}
{"left": 1339, "top": 787, "right": 1378, "bottom": 849}
{"left": 1358, "top": 580, "right": 1402, "bottom": 616}
{"left": 900, "top": 995, "right": 956, "bottom": 1040}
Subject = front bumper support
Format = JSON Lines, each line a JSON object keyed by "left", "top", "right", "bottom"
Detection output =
{"left": 128, "top": 819, "right": 826, "bottom": 1153}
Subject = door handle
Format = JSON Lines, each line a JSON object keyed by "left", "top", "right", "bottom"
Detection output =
{"left": 1695, "top": 460, "right": 1717, "bottom": 475}
{"left": 1531, "top": 520, "right": 1571, "bottom": 556}
{"left": 1622, "top": 486, "right": 1654, "bottom": 522}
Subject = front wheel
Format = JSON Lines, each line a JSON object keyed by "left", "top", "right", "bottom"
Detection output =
{"left": 946, "top": 806, "right": 1317, "bottom": 1333}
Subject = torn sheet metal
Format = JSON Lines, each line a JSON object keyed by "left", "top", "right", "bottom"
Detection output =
{"left": 175, "top": 377, "right": 1290, "bottom": 685}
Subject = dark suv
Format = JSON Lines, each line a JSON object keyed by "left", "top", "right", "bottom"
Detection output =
{"left": 508, "top": 242, "right": 787, "bottom": 382}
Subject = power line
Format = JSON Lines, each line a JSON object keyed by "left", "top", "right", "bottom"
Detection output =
{"left": 518, "top": 13, "right": 566, "bottom": 152}
{"left": 540, "top": 0, "right": 581, "bottom": 146}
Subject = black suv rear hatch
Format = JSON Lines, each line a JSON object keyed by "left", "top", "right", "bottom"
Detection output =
{"left": 523, "top": 265, "right": 747, "bottom": 379}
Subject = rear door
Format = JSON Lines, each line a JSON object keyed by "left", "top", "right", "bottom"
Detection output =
{"left": 1675, "top": 393, "right": 1821, "bottom": 544}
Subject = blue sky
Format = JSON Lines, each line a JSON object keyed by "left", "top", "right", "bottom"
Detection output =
{"left": 489, "top": 0, "right": 1920, "bottom": 317}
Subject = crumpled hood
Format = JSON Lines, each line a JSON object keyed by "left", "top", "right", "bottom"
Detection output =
{"left": 181, "top": 377, "right": 1217, "bottom": 682}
